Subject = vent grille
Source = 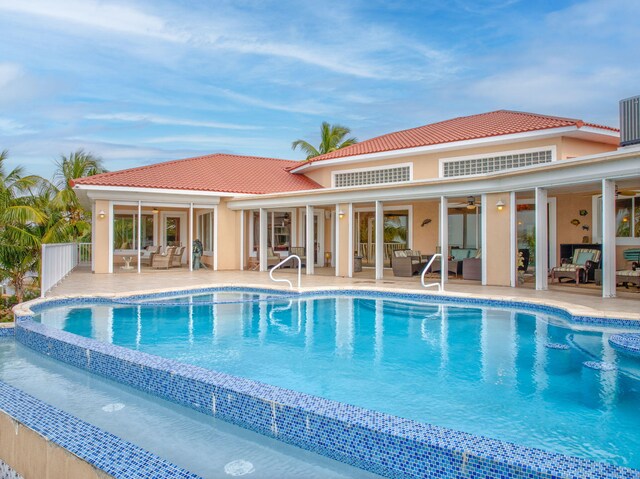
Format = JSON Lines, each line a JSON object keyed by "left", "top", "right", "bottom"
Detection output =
{"left": 620, "top": 95, "right": 640, "bottom": 147}
{"left": 334, "top": 165, "right": 411, "bottom": 188}
{"left": 442, "top": 150, "right": 553, "bottom": 178}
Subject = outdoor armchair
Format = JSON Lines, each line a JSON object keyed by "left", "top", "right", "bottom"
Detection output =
{"left": 551, "top": 248, "right": 600, "bottom": 285}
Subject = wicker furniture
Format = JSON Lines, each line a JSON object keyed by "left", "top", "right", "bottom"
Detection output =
{"left": 617, "top": 262, "right": 640, "bottom": 288}
{"left": 171, "top": 246, "right": 185, "bottom": 267}
{"left": 289, "top": 247, "right": 306, "bottom": 267}
{"left": 152, "top": 246, "right": 176, "bottom": 269}
{"left": 139, "top": 245, "right": 160, "bottom": 266}
{"left": 392, "top": 250, "right": 424, "bottom": 277}
{"left": 551, "top": 248, "right": 600, "bottom": 285}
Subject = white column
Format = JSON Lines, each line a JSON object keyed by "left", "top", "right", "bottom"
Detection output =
{"left": 347, "top": 203, "right": 353, "bottom": 277}
{"left": 108, "top": 201, "right": 114, "bottom": 274}
{"left": 481, "top": 194, "right": 487, "bottom": 285}
{"left": 335, "top": 204, "right": 341, "bottom": 277}
{"left": 509, "top": 191, "right": 517, "bottom": 287}
{"left": 375, "top": 200, "right": 384, "bottom": 280}
{"left": 602, "top": 179, "right": 616, "bottom": 298}
{"left": 91, "top": 201, "right": 96, "bottom": 272}
{"left": 306, "top": 205, "right": 314, "bottom": 275}
{"left": 439, "top": 196, "right": 448, "bottom": 285}
{"left": 259, "top": 208, "right": 267, "bottom": 272}
{"left": 188, "top": 203, "right": 194, "bottom": 271}
{"left": 137, "top": 201, "right": 142, "bottom": 273}
{"left": 239, "top": 210, "right": 245, "bottom": 270}
{"left": 535, "top": 187, "right": 548, "bottom": 290}
{"left": 213, "top": 205, "right": 219, "bottom": 271}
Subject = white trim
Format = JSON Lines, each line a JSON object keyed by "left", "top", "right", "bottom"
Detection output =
{"left": 137, "top": 201, "right": 142, "bottom": 273}
{"left": 91, "top": 201, "right": 96, "bottom": 272}
{"left": 213, "top": 205, "right": 219, "bottom": 270}
{"left": 347, "top": 203, "right": 353, "bottom": 277}
{"left": 535, "top": 188, "right": 548, "bottom": 290}
{"left": 439, "top": 196, "right": 448, "bottom": 285}
{"left": 509, "top": 191, "right": 517, "bottom": 288}
{"left": 438, "top": 145, "right": 557, "bottom": 178}
{"left": 239, "top": 210, "right": 245, "bottom": 270}
{"left": 335, "top": 204, "right": 340, "bottom": 277}
{"left": 330, "top": 210, "right": 335, "bottom": 268}
{"left": 75, "top": 183, "right": 243, "bottom": 197}
{"left": 189, "top": 203, "right": 194, "bottom": 271}
{"left": 602, "top": 179, "right": 616, "bottom": 298}
{"left": 481, "top": 194, "right": 487, "bottom": 285}
{"left": 289, "top": 125, "right": 617, "bottom": 173}
{"left": 195, "top": 210, "right": 215, "bottom": 255}
{"left": 228, "top": 155, "right": 640, "bottom": 210}
{"left": 375, "top": 201, "right": 384, "bottom": 280}
{"left": 306, "top": 205, "right": 314, "bottom": 275}
{"left": 108, "top": 201, "right": 113, "bottom": 274}
{"left": 259, "top": 208, "right": 267, "bottom": 272}
{"left": 331, "top": 162, "right": 413, "bottom": 188}
{"left": 160, "top": 211, "right": 188, "bottom": 263}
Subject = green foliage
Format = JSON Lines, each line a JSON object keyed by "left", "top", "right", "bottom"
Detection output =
{"left": 0, "top": 149, "right": 105, "bottom": 302}
{"left": 292, "top": 122, "right": 358, "bottom": 160}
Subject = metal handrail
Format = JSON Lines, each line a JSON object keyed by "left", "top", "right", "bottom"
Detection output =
{"left": 268, "top": 254, "right": 302, "bottom": 290}
{"left": 420, "top": 253, "right": 444, "bottom": 291}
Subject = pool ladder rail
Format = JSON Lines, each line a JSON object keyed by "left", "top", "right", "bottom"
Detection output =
{"left": 421, "top": 253, "right": 445, "bottom": 292}
{"left": 269, "top": 254, "right": 302, "bottom": 290}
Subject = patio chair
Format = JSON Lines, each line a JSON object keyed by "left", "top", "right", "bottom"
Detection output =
{"left": 139, "top": 245, "right": 160, "bottom": 267}
{"left": 392, "top": 249, "right": 424, "bottom": 277}
{"left": 551, "top": 248, "right": 600, "bottom": 285}
{"left": 616, "top": 262, "right": 640, "bottom": 289}
{"left": 171, "top": 246, "right": 185, "bottom": 267}
{"left": 152, "top": 246, "right": 176, "bottom": 269}
{"left": 289, "top": 247, "right": 306, "bottom": 267}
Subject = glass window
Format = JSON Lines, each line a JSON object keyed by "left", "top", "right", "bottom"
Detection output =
{"left": 197, "top": 212, "right": 213, "bottom": 253}
{"left": 141, "top": 215, "right": 154, "bottom": 248}
{"left": 616, "top": 198, "right": 632, "bottom": 237}
{"left": 166, "top": 217, "right": 181, "bottom": 246}
{"left": 635, "top": 200, "right": 640, "bottom": 238}
{"left": 114, "top": 214, "right": 135, "bottom": 250}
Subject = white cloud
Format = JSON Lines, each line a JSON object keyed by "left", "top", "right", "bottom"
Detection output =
{"left": 85, "top": 113, "right": 261, "bottom": 130}
{"left": 0, "top": 0, "right": 187, "bottom": 42}
{"left": 0, "top": 118, "right": 36, "bottom": 135}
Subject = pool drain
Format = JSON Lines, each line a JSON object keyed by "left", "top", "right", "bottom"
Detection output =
{"left": 101, "top": 403, "right": 125, "bottom": 412}
{"left": 224, "top": 460, "right": 255, "bottom": 476}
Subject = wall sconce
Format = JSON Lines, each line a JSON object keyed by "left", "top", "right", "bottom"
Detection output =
{"left": 98, "top": 210, "right": 105, "bottom": 219}
{"left": 338, "top": 210, "right": 345, "bottom": 219}
{"left": 496, "top": 199, "right": 505, "bottom": 211}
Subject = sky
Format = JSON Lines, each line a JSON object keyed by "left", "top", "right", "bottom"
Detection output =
{"left": 1, "top": 0, "right": 639, "bottom": 179}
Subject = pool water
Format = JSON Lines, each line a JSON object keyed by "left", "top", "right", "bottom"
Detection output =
{"left": 0, "top": 338, "right": 379, "bottom": 478}
{"left": 35, "top": 291, "right": 640, "bottom": 469}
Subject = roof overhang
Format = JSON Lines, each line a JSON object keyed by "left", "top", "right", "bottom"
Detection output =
{"left": 228, "top": 147, "right": 640, "bottom": 209}
{"left": 289, "top": 125, "right": 620, "bottom": 174}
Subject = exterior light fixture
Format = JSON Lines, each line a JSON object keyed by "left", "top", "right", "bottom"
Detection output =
{"left": 496, "top": 199, "right": 505, "bottom": 211}
{"left": 152, "top": 208, "right": 159, "bottom": 214}
{"left": 98, "top": 210, "right": 106, "bottom": 219}
{"left": 339, "top": 210, "right": 345, "bottom": 219}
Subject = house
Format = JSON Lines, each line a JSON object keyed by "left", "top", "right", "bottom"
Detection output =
{"left": 71, "top": 104, "right": 640, "bottom": 298}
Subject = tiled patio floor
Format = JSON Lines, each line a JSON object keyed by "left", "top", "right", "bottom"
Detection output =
{"left": 45, "top": 266, "right": 640, "bottom": 321}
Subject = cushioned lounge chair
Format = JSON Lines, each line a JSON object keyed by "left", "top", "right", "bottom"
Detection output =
{"left": 551, "top": 248, "right": 600, "bottom": 285}
{"left": 140, "top": 245, "right": 160, "bottom": 266}
{"left": 152, "top": 246, "right": 176, "bottom": 269}
{"left": 617, "top": 263, "right": 640, "bottom": 288}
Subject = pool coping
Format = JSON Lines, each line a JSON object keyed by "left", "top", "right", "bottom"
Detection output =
{"left": 13, "top": 286, "right": 640, "bottom": 479}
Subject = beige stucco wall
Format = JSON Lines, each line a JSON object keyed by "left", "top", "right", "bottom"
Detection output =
{"left": 93, "top": 200, "right": 111, "bottom": 274}
{"left": 0, "top": 411, "right": 112, "bottom": 479}
{"left": 216, "top": 200, "right": 240, "bottom": 270}
{"left": 336, "top": 203, "right": 350, "bottom": 276}
{"left": 554, "top": 194, "right": 594, "bottom": 263}
{"left": 484, "top": 193, "right": 512, "bottom": 286}
{"left": 303, "top": 136, "right": 617, "bottom": 188}
{"left": 410, "top": 201, "right": 440, "bottom": 254}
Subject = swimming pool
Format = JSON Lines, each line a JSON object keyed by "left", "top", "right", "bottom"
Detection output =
{"left": 0, "top": 338, "right": 379, "bottom": 478}
{"left": 17, "top": 288, "right": 640, "bottom": 478}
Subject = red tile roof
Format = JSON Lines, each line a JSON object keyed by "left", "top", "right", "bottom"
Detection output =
{"left": 71, "top": 153, "right": 322, "bottom": 194}
{"left": 290, "top": 110, "right": 619, "bottom": 169}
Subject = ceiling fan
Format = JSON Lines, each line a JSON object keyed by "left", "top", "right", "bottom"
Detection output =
{"left": 447, "top": 196, "right": 479, "bottom": 209}
{"left": 617, "top": 186, "right": 640, "bottom": 197}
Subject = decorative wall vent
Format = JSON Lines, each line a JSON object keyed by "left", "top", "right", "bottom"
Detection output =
{"left": 442, "top": 149, "right": 553, "bottom": 178}
{"left": 620, "top": 95, "right": 640, "bottom": 147}
{"left": 333, "top": 165, "right": 411, "bottom": 188}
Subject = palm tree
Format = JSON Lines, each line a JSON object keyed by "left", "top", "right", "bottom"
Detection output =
{"left": 45, "top": 149, "right": 106, "bottom": 243}
{"left": 292, "top": 122, "right": 358, "bottom": 160}
{"left": 0, "top": 150, "right": 46, "bottom": 302}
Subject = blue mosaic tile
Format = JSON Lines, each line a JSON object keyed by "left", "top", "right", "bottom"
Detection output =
{"left": 0, "top": 326, "right": 14, "bottom": 337}
{"left": 545, "top": 342, "right": 571, "bottom": 350}
{"left": 583, "top": 361, "right": 617, "bottom": 371}
{"left": 0, "top": 374, "right": 200, "bottom": 479}
{"left": 609, "top": 333, "right": 640, "bottom": 357}
{"left": 14, "top": 287, "right": 640, "bottom": 479}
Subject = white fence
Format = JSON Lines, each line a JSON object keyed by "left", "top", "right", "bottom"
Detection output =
{"left": 41, "top": 243, "right": 91, "bottom": 297}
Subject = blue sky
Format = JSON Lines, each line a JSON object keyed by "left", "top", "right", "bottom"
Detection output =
{"left": 1, "top": 0, "right": 638, "bottom": 179}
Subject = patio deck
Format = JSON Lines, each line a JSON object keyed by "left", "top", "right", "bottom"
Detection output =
{"left": 45, "top": 266, "right": 640, "bottom": 321}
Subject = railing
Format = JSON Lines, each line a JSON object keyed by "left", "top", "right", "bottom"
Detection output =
{"left": 420, "top": 253, "right": 444, "bottom": 291}
{"left": 41, "top": 243, "right": 91, "bottom": 298}
{"left": 268, "top": 255, "right": 302, "bottom": 290}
